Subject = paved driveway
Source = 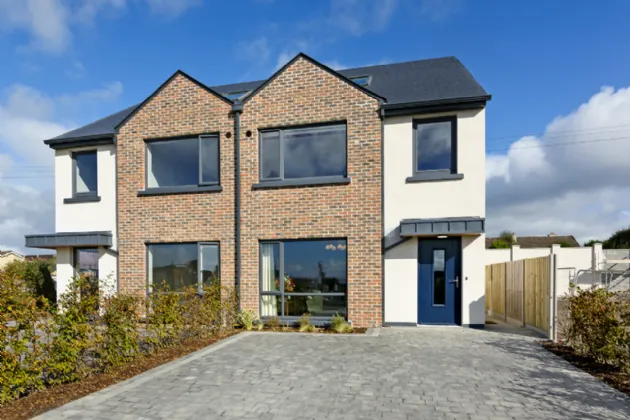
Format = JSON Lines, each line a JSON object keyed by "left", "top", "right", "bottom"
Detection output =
{"left": 37, "top": 327, "right": 630, "bottom": 420}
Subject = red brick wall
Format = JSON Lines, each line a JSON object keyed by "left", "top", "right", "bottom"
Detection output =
{"left": 240, "top": 57, "right": 382, "bottom": 327}
{"left": 117, "top": 74, "right": 235, "bottom": 296}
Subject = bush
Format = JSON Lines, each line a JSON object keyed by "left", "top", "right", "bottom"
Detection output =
{"left": 330, "top": 313, "right": 353, "bottom": 333}
{"left": 566, "top": 287, "right": 629, "bottom": 369}
{"left": 145, "top": 283, "right": 184, "bottom": 349}
{"left": 265, "top": 316, "right": 282, "bottom": 331}
{"left": 47, "top": 277, "right": 99, "bottom": 385}
{"left": 298, "top": 313, "right": 316, "bottom": 332}
{"left": 2, "top": 259, "right": 56, "bottom": 305}
{"left": 0, "top": 271, "right": 51, "bottom": 404}
{"left": 490, "top": 239, "right": 510, "bottom": 249}
{"left": 96, "top": 292, "right": 141, "bottom": 370}
{"left": 237, "top": 309, "right": 262, "bottom": 331}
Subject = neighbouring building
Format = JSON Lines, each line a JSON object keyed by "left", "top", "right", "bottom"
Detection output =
{"left": 0, "top": 250, "right": 24, "bottom": 270}
{"left": 485, "top": 233, "right": 581, "bottom": 249}
{"left": 25, "top": 53, "right": 490, "bottom": 328}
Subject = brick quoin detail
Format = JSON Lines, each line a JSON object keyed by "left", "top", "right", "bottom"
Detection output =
{"left": 117, "top": 74, "right": 236, "bottom": 297}
{"left": 117, "top": 59, "right": 383, "bottom": 328}
{"left": 240, "top": 58, "right": 383, "bottom": 327}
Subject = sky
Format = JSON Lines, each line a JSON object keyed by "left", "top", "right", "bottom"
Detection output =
{"left": 1, "top": 0, "right": 630, "bottom": 254}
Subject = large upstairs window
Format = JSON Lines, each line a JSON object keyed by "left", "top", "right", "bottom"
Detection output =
{"left": 408, "top": 116, "right": 462, "bottom": 182}
{"left": 146, "top": 135, "right": 219, "bottom": 190}
{"left": 259, "top": 124, "right": 347, "bottom": 182}
{"left": 73, "top": 151, "right": 98, "bottom": 196}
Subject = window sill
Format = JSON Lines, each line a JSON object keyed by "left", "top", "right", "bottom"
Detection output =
{"left": 406, "top": 173, "right": 464, "bottom": 183}
{"left": 64, "top": 195, "right": 101, "bottom": 204}
{"left": 137, "top": 185, "right": 223, "bottom": 196}
{"left": 252, "top": 176, "right": 351, "bottom": 189}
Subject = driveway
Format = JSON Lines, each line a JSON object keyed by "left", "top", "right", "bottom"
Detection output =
{"left": 36, "top": 327, "right": 630, "bottom": 420}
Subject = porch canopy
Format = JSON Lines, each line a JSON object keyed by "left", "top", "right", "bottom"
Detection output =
{"left": 399, "top": 217, "right": 485, "bottom": 237}
{"left": 25, "top": 231, "right": 113, "bottom": 249}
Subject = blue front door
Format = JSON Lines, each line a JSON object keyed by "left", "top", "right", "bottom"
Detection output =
{"left": 418, "top": 238, "right": 460, "bottom": 325}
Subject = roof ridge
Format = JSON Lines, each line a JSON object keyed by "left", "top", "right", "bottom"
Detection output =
{"left": 339, "top": 56, "right": 457, "bottom": 73}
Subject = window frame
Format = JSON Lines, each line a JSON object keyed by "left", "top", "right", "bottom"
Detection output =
{"left": 258, "top": 238, "right": 348, "bottom": 322}
{"left": 410, "top": 116, "right": 462, "bottom": 182}
{"left": 73, "top": 247, "right": 99, "bottom": 278}
{"left": 145, "top": 241, "right": 220, "bottom": 294}
{"left": 144, "top": 133, "right": 221, "bottom": 191}
{"left": 258, "top": 122, "right": 348, "bottom": 183}
{"left": 349, "top": 75, "right": 372, "bottom": 87}
{"left": 71, "top": 150, "right": 98, "bottom": 198}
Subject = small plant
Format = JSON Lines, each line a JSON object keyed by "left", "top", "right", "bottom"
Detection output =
{"left": 330, "top": 313, "right": 353, "bottom": 333}
{"left": 237, "top": 309, "right": 262, "bottom": 331}
{"left": 298, "top": 313, "right": 317, "bottom": 332}
{"left": 265, "top": 316, "right": 282, "bottom": 331}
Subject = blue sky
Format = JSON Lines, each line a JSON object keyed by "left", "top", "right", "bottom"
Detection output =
{"left": 1, "top": 0, "right": 630, "bottom": 253}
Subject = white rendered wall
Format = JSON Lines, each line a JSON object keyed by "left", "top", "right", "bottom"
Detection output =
{"left": 54, "top": 145, "right": 117, "bottom": 295}
{"left": 383, "top": 108, "right": 486, "bottom": 326}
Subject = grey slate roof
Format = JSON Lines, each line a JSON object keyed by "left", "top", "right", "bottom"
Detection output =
{"left": 46, "top": 56, "right": 488, "bottom": 144}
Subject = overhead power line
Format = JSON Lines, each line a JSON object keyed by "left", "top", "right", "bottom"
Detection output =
{"left": 486, "top": 136, "right": 630, "bottom": 153}
{"left": 486, "top": 123, "right": 630, "bottom": 142}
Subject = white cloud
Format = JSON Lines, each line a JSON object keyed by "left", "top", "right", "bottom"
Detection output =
{"left": 145, "top": 0, "right": 201, "bottom": 17}
{"left": 486, "top": 86, "right": 630, "bottom": 243}
{"left": 275, "top": 50, "right": 297, "bottom": 71}
{"left": 0, "top": 0, "right": 199, "bottom": 54}
{"left": 329, "top": 0, "right": 398, "bottom": 36}
{"left": 418, "top": 0, "right": 464, "bottom": 21}
{"left": 0, "top": 81, "right": 124, "bottom": 253}
{"left": 238, "top": 37, "right": 271, "bottom": 62}
{"left": 324, "top": 60, "right": 348, "bottom": 70}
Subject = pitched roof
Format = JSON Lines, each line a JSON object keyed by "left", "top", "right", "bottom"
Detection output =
{"left": 45, "top": 54, "right": 489, "bottom": 145}
{"left": 485, "top": 235, "right": 581, "bottom": 249}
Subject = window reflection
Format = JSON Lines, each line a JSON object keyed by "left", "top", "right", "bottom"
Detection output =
{"left": 416, "top": 121, "right": 452, "bottom": 171}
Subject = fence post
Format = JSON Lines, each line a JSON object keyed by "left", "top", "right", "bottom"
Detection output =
{"left": 550, "top": 254, "right": 557, "bottom": 341}
{"left": 522, "top": 259, "right": 526, "bottom": 328}
{"left": 489, "top": 266, "right": 493, "bottom": 316}
{"left": 504, "top": 262, "right": 508, "bottom": 323}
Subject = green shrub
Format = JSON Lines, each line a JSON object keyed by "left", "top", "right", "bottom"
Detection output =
{"left": 96, "top": 292, "right": 141, "bottom": 370}
{"left": 0, "top": 271, "right": 51, "bottom": 404}
{"left": 566, "top": 287, "right": 629, "bottom": 369}
{"left": 237, "top": 309, "right": 262, "bottom": 331}
{"left": 265, "top": 316, "right": 282, "bottom": 331}
{"left": 298, "top": 313, "right": 316, "bottom": 332}
{"left": 47, "top": 277, "right": 100, "bottom": 385}
{"left": 330, "top": 313, "right": 353, "bottom": 333}
{"left": 2, "top": 259, "right": 56, "bottom": 305}
{"left": 490, "top": 239, "right": 510, "bottom": 249}
{"left": 145, "top": 283, "right": 184, "bottom": 349}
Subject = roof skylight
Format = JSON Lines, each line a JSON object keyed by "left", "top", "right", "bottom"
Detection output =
{"left": 349, "top": 75, "right": 372, "bottom": 87}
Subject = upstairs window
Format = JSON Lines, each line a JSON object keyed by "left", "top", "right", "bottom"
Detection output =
{"left": 413, "top": 117, "right": 457, "bottom": 175}
{"left": 146, "top": 135, "right": 219, "bottom": 188}
{"left": 259, "top": 124, "right": 347, "bottom": 181}
{"left": 73, "top": 151, "right": 98, "bottom": 196}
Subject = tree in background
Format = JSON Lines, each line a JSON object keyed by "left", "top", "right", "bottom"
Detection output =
{"left": 583, "top": 239, "right": 603, "bottom": 247}
{"left": 603, "top": 227, "right": 630, "bottom": 249}
{"left": 1, "top": 258, "right": 56, "bottom": 305}
{"left": 490, "top": 230, "right": 516, "bottom": 249}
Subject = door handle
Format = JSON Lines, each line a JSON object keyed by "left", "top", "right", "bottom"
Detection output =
{"left": 449, "top": 276, "right": 459, "bottom": 288}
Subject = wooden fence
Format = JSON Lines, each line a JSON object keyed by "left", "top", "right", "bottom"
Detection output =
{"left": 486, "top": 256, "right": 553, "bottom": 336}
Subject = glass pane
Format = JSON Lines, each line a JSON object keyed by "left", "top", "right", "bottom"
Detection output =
{"left": 261, "top": 132, "right": 280, "bottom": 179}
{"left": 75, "top": 152, "right": 97, "bottom": 194}
{"left": 260, "top": 243, "right": 280, "bottom": 292}
{"left": 261, "top": 295, "right": 281, "bottom": 317}
{"left": 283, "top": 239, "right": 347, "bottom": 294}
{"left": 285, "top": 295, "right": 346, "bottom": 318}
{"left": 147, "top": 138, "right": 198, "bottom": 187}
{"left": 75, "top": 248, "right": 99, "bottom": 279}
{"left": 433, "top": 249, "right": 446, "bottom": 305}
{"left": 283, "top": 126, "right": 346, "bottom": 179}
{"left": 200, "top": 137, "right": 219, "bottom": 184}
{"left": 200, "top": 244, "right": 219, "bottom": 287}
{"left": 149, "top": 244, "right": 198, "bottom": 292}
{"left": 416, "top": 121, "right": 452, "bottom": 171}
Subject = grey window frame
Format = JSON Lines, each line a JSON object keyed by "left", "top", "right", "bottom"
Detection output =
{"left": 73, "top": 247, "right": 99, "bottom": 278}
{"left": 145, "top": 241, "right": 220, "bottom": 294}
{"left": 259, "top": 238, "right": 348, "bottom": 322}
{"left": 408, "top": 116, "right": 463, "bottom": 183}
{"left": 72, "top": 150, "right": 98, "bottom": 198}
{"left": 144, "top": 133, "right": 220, "bottom": 191}
{"left": 258, "top": 123, "right": 348, "bottom": 183}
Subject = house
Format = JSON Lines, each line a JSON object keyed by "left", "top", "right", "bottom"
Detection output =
{"left": 25, "top": 53, "right": 490, "bottom": 328}
{"left": 0, "top": 250, "right": 24, "bottom": 270}
{"left": 485, "top": 233, "right": 580, "bottom": 249}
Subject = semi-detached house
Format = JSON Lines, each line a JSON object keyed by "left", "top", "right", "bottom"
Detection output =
{"left": 25, "top": 53, "right": 490, "bottom": 328}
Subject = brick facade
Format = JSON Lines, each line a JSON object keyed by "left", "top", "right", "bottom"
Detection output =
{"left": 117, "top": 74, "right": 236, "bottom": 295}
{"left": 240, "top": 58, "right": 382, "bottom": 327}
{"left": 117, "top": 58, "right": 383, "bottom": 327}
